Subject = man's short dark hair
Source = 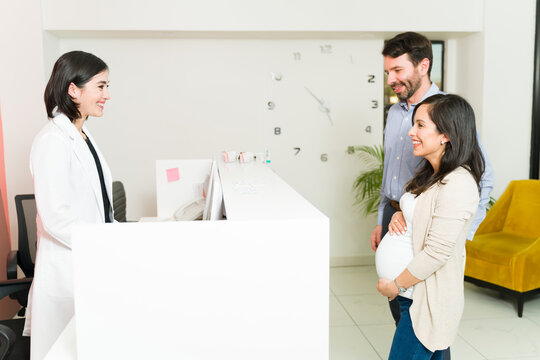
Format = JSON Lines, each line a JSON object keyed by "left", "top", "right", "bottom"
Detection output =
{"left": 382, "top": 32, "right": 433, "bottom": 77}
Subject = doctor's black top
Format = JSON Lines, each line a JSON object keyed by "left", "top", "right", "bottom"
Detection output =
{"left": 84, "top": 136, "right": 112, "bottom": 223}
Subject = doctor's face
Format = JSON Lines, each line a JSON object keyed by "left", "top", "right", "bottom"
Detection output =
{"left": 72, "top": 70, "right": 110, "bottom": 120}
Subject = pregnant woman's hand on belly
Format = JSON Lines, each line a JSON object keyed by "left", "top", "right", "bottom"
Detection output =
{"left": 376, "top": 278, "right": 399, "bottom": 300}
{"left": 389, "top": 211, "right": 406, "bottom": 235}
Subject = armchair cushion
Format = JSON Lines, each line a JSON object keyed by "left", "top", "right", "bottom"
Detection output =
{"left": 503, "top": 183, "right": 540, "bottom": 237}
{"left": 465, "top": 180, "right": 540, "bottom": 295}
{"left": 466, "top": 233, "right": 540, "bottom": 292}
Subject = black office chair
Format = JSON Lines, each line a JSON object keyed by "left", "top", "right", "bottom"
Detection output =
{"left": 0, "top": 194, "right": 36, "bottom": 359}
{"left": 112, "top": 181, "right": 127, "bottom": 222}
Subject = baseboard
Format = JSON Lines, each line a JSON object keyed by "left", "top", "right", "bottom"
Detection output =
{"left": 330, "top": 255, "right": 375, "bottom": 267}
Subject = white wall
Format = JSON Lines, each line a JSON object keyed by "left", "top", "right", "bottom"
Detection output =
{"left": 1, "top": 0, "right": 536, "bottom": 265}
{"left": 481, "top": 0, "right": 536, "bottom": 197}
{"left": 42, "top": 0, "right": 482, "bottom": 33}
{"left": 0, "top": 2, "right": 46, "bottom": 242}
{"left": 454, "top": 0, "right": 536, "bottom": 198}
{"left": 454, "top": 33, "right": 485, "bottom": 132}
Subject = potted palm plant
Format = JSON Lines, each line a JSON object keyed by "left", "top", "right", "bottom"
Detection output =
{"left": 352, "top": 145, "right": 384, "bottom": 216}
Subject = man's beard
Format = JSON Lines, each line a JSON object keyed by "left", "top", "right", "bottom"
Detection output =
{"left": 392, "top": 75, "right": 422, "bottom": 101}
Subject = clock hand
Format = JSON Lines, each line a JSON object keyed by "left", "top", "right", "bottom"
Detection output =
{"left": 305, "top": 86, "right": 333, "bottom": 126}
{"left": 304, "top": 86, "right": 325, "bottom": 106}
{"left": 326, "top": 111, "right": 334, "bottom": 126}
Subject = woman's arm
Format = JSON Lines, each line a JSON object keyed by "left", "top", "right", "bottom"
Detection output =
{"left": 377, "top": 269, "right": 420, "bottom": 300}
{"left": 31, "top": 132, "right": 80, "bottom": 249}
{"left": 407, "top": 171, "right": 479, "bottom": 280}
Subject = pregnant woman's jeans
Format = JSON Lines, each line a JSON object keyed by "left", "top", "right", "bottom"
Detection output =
{"left": 388, "top": 297, "right": 445, "bottom": 360}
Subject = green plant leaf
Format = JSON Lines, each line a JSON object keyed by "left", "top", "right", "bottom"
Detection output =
{"left": 352, "top": 144, "right": 384, "bottom": 216}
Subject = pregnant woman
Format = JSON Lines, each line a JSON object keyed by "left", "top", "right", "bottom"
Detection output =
{"left": 375, "top": 94, "right": 484, "bottom": 360}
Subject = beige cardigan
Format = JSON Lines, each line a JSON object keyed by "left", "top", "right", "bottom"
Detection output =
{"left": 407, "top": 167, "right": 479, "bottom": 352}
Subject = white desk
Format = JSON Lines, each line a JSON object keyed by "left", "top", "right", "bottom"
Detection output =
{"left": 46, "top": 160, "right": 329, "bottom": 360}
{"left": 218, "top": 160, "right": 325, "bottom": 220}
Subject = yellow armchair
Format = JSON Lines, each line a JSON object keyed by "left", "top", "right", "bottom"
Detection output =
{"left": 465, "top": 180, "right": 540, "bottom": 317}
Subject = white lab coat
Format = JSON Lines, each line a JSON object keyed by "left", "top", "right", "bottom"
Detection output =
{"left": 23, "top": 113, "right": 114, "bottom": 360}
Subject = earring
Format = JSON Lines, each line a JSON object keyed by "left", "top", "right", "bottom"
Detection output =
{"left": 441, "top": 140, "right": 446, "bottom": 145}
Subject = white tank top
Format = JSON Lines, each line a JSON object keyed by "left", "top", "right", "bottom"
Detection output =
{"left": 375, "top": 192, "right": 417, "bottom": 299}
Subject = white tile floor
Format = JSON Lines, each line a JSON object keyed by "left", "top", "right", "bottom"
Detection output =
{"left": 330, "top": 266, "right": 540, "bottom": 360}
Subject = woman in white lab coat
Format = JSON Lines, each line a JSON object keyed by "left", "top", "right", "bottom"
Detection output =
{"left": 23, "top": 51, "right": 113, "bottom": 360}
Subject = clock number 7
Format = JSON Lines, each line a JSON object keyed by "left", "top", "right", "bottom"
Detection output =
{"left": 368, "top": 75, "right": 375, "bottom": 83}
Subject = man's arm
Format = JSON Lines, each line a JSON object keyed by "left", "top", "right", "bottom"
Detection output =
{"left": 467, "top": 137, "right": 495, "bottom": 240}
{"left": 372, "top": 169, "right": 389, "bottom": 251}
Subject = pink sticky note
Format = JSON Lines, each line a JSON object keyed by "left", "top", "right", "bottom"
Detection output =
{"left": 166, "top": 168, "right": 180, "bottom": 182}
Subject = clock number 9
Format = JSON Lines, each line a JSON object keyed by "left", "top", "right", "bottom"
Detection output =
{"left": 371, "top": 100, "right": 378, "bottom": 109}
{"left": 368, "top": 75, "right": 375, "bottom": 83}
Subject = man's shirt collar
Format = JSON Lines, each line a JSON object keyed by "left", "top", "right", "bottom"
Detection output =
{"left": 398, "top": 82, "right": 441, "bottom": 111}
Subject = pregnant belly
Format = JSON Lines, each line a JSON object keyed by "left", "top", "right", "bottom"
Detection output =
{"left": 375, "top": 233, "right": 414, "bottom": 280}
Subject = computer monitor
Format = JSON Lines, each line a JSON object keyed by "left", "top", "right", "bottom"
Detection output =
{"left": 202, "top": 160, "right": 224, "bottom": 221}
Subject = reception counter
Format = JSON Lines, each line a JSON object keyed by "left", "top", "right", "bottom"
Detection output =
{"left": 45, "top": 159, "right": 329, "bottom": 359}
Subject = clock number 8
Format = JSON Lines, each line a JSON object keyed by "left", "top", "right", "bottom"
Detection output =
{"left": 274, "top": 127, "right": 281, "bottom": 135}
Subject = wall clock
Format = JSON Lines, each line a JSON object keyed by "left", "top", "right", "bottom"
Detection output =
{"left": 261, "top": 39, "right": 383, "bottom": 254}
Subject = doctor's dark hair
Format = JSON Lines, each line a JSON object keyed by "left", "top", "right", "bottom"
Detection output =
{"left": 405, "top": 94, "right": 485, "bottom": 195}
{"left": 382, "top": 32, "right": 433, "bottom": 77}
{"left": 44, "top": 51, "right": 108, "bottom": 122}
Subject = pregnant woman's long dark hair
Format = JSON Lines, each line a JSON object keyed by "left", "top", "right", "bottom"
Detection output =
{"left": 405, "top": 94, "right": 485, "bottom": 195}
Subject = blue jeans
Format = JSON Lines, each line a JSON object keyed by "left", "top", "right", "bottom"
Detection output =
{"left": 388, "top": 297, "right": 446, "bottom": 360}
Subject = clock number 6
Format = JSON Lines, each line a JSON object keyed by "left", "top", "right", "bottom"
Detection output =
{"left": 368, "top": 75, "right": 375, "bottom": 83}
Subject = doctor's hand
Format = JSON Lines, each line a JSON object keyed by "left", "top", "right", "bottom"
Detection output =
{"left": 376, "top": 278, "right": 399, "bottom": 301}
{"left": 370, "top": 225, "right": 382, "bottom": 251}
{"left": 388, "top": 211, "right": 406, "bottom": 236}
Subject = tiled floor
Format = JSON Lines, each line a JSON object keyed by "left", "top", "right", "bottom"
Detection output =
{"left": 330, "top": 266, "right": 540, "bottom": 360}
